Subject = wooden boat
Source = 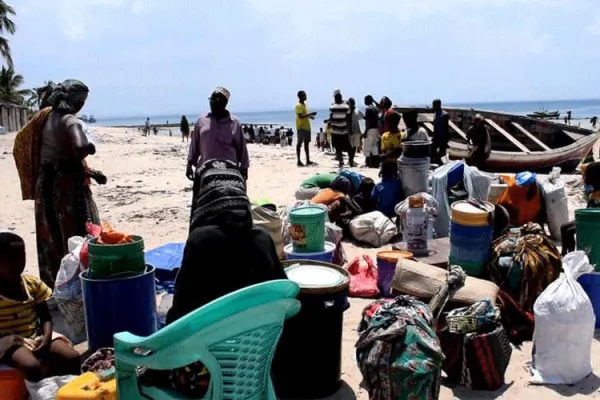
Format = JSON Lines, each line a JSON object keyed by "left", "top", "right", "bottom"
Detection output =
{"left": 526, "top": 109, "right": 560, "bottom": 119}
{"left": 393, "top": 106, "right": 599, "bottom": 173}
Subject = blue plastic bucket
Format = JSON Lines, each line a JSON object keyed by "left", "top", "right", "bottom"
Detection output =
{"left": 449, "top": 222, "right": 493, "bottom": 262}
{"left": 577, "top": 272, "right": 600, "bottom": 329}
{"left": 81, "top": 265, "right": 157, "bottom": 351}
{"left": 284, "top": 241, "right": 335, "bottom": 263}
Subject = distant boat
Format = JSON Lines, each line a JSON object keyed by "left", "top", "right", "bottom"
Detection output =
{"left": 80, "top": 114, "right": 90, "bottom": 123}
{"left": 394, "top": 105, "right": 598, "bottom": 172}
{"left": 88, "top": 115, "right": 97, "bottom": 123}
{"left": 526, "top": 109, "right": 560, "bottom": 119}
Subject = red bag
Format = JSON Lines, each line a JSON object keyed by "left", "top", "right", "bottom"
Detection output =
{"left": 345, "top": 255, "right": 380, "bottom": 298}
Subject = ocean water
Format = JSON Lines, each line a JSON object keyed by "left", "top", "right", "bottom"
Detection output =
{"left": 94, "top": 99, "right": 600, "bottom": 131}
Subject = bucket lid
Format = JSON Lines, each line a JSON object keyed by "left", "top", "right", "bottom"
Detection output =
{"left": 285, "top": 264, "right": 344, "bottom": 288}
{"left": 289, "top": 206, "right": 326, "bottom": 217}
{"left": 377, "top": 250, "right": 413, "bottom": 263}
{"left": 516, "top": 171, "right": 536, "bottom": 186}
{"left": 452, "top": 200, "right": 493, "bottom": 215}
{"left": 284, "top": 241, "right": 336, "bottom": 256}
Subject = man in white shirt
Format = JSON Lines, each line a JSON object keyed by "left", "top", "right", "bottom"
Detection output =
{"left": 402, "top": 111, "right": 430, "bottom": 142}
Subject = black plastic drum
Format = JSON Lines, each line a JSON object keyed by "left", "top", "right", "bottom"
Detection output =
{"left": 272, "top": 260, "right": 350, "bottom": 399}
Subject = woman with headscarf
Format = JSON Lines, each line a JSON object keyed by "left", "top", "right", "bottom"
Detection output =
{"left": 143, "top": 159, "right": 286, "bottom": 397}
{"left": 13, "top": 80, "right": 104, "bottom": 288}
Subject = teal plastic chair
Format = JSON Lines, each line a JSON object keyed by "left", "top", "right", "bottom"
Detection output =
{"left": 114, "top": 280, "right": 300, "bottom": 399}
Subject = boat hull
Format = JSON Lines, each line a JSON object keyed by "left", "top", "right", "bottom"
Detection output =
{"left": 448, "top": 133, "right": 598, "bottom": 173}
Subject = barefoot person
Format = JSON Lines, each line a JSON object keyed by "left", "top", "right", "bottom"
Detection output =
{"left": 348, "top": 97, "right": 362, "bottom": 168}
{"left": 329, "top": 89, "right": 351, "bottom": 168}
{"left": 180, "top": 115, "right": 190, "bottom": 143}
{"left": 186, "top": 87, "right": 249, "bottom": 181}
{"left": 13, "top": 80, "right": 103, "bottom": 288}
{"left": 363, "top": 95, "right": 381, "bottom": 168}
{"left": 295, "top": 90, "right": 317, "bottom": 166}
{"left": 0, "top": 232, "right": 81, "bottom": 381}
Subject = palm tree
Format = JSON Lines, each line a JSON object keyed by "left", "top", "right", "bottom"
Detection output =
{"left": 0, "top": 1, "right": 16, "bottom": 68}
{"left": 34, "top": 80, "right": 55, "bottom": 107}
{"left": 0, "top": 66, "right": 32, "bottom": 104}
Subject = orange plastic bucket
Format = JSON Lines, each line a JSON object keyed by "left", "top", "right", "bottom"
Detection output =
{"left": 0, "top": 366, "right": 27, "bottom": 400}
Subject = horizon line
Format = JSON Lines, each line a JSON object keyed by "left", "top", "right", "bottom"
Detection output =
{"left": 91, "top": 97, "right": 600, "bottom": 120}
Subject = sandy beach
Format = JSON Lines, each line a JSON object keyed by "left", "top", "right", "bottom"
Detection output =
{"left": 1, "top": 126, "right": 599, "bottom": 399}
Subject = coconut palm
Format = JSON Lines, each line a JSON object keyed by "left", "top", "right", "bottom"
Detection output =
{"left": 0, "top": 66, "right": 32, "bottom": 104}
{"left": 0, "top": 1, "right": 16, "bottom": 68}
{"left": 34, "top": 80, "right": 56, "bottom": 107}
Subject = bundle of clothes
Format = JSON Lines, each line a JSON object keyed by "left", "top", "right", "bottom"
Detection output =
{"left": 293, "top": 165, "right": 406, "bottom": 248}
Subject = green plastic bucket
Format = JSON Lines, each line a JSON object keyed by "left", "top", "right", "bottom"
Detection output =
{"left": 288, "top": 206, "right": 326, "bottom": 253}
{"left": 576, "top": 209, "right": 600, "bottom": 271}
{"left": 448, "top": 256, "right": 486, "bottom": 277}
{"left": 87, "top": 235, "right": 146, "bottom": 278}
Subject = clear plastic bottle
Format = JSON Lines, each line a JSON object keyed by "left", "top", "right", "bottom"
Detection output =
{"left": 405, "top": 195, "right": 428, "bottom": 257}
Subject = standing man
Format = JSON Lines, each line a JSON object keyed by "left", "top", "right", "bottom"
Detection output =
{"left": 466, "top": 114, "right": 491, "bottom": 168}
{"left": 186, "top": 87, "right": 249, "bottom": 181}
{"left": 329, "top": 89, "right": 352, "bottom": 168}
{"left": 348, "top": 98, "right": 362, "bottom": 167}
{"left": 432, "top": 98, "right": 450, "bottom": 164}
{"left": 363, "top": 95, "right": 380, "bottom": 168}
{"left": 143, "top": 117, "right": 150, "bottom": 136}
{"left": 295, "top": 90, "right": 317, "bottom": 166}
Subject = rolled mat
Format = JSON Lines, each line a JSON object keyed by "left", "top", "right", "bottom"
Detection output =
{"left": 391, "top": 258, "right": 500, "bottom": 305}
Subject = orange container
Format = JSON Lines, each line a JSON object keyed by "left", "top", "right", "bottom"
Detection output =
{"left": 376, "top": 250, "right": 414, "bottom": 263}
{"left": 56, "top": 372, "right": 117, "bottom": 400}
{"left": 0, "top": 365, "right": 27, "bottom": 400}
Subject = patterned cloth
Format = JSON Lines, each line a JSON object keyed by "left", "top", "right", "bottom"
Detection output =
{"left": 190, "top": 159, "right": 251, "bottom": 232}
{"left": 13, "top": 107, "right": 53, "bottom": 200}
{"left": 35, "top": 161, "right": 100, "bottom": 287}
{"left": 488, "top": 223, "right": 561, "bottom": 314}
{"left": 356, "top": 296, "right": 444, "bottom": 400}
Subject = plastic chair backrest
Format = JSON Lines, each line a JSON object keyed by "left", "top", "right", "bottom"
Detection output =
{"left": 114, "top": 280, "right": 300, "bottom": 400}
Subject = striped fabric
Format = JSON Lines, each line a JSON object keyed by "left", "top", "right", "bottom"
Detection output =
{"left": 0, "top": 275, "right": 52, "bottom": 338}
{"left": 329, "top": 102, "right": 350, "bottom": 135}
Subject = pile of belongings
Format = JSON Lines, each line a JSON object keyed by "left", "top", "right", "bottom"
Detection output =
{"left": 488, "top": 222, "right": 562, "bottom": 314}
{"left": 355, "top": 266, "right": 466, "bottom": 400}
{"left": 439, "top": 299, "right": 512, "bottom": 391}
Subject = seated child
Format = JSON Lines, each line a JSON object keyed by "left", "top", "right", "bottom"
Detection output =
{"left": 0, "top": 232, "right": 80, "bottom": 382}
{"left": 372, "top": 161, "right": 404, "bottom": 218}
{"left": 380, "top": 111, "right": 403, "bottom": 162}
{"left": 561, "top": 162, "right": 600, "bottom": 255}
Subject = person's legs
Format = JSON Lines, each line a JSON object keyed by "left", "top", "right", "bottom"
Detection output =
{"left": 46, "top": 339, "right": 81, "bottom": 377}
{"left": 304, "top": 140, "right": 312, "bottom": 164}
{"left": 296, "top": 130, "right": 308, "bottom": 166}
{"left": 348, "top": 146, "right": 356, "bottom": 167}
{"left": 6, "top": 346, "right": 44, "bottom": 382}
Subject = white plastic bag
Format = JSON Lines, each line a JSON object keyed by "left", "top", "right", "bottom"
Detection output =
{"left": 54, "top": 236, "right": 85, "bottom": 301}
{"left": 26, "top": 375, "right": 77, "bottom": 400}
{"left": 349, "top": 211, "right": 398, "bottom": 247}
{"left": 540, "top": 167, "right": 569, "bottom": 240}
{"left": 531, "top": 251, "right": 595, "bottom": 385}
{"left": 431, "top": 161, "right": 492, "bottom": 238}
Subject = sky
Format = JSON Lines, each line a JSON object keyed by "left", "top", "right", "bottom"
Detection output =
{"left": 9, "top": 0, "right": 600, "bottom": 117}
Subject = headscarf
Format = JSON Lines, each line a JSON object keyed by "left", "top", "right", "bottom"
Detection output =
{"left": 46, "top": 80, "right": 89, "bottom": 114}
{"left": 190, "top": 159, "right": 252, "bottom": 231}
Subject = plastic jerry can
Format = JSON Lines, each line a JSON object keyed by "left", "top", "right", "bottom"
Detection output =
{"left": 56, "top": 372, "right": 117, "bottom": 400}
